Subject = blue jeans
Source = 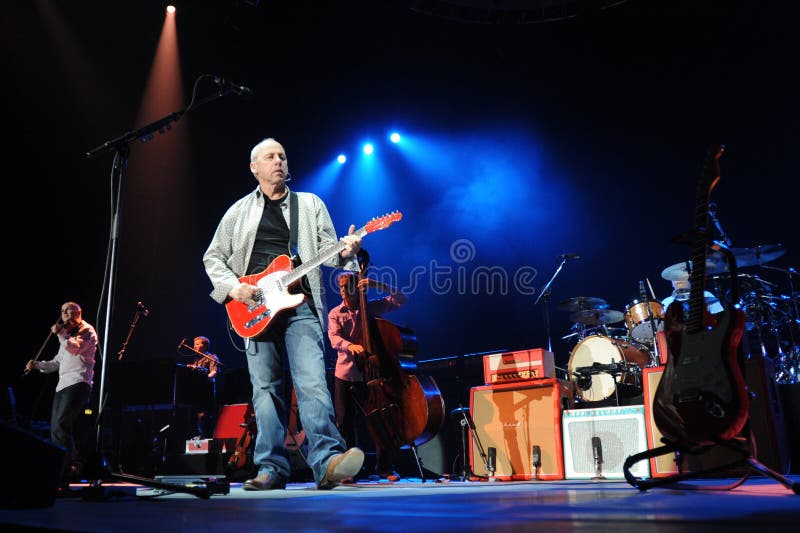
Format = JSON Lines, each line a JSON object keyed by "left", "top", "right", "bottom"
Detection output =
{"left": 51, "top": 381, "right": 90, "bottom": 468}
{"left": 246, "top": 302, "right": 345, "bottom": 483}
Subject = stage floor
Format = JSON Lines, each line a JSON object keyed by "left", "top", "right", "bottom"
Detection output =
{"left": 2, "top": 475, "right": 798, "bottom": 532}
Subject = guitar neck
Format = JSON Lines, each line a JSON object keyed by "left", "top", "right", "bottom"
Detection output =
{"left": 282, "top": 224, "right": 368, "bottom": 287}
{"left": 687, "top": 192, "right": 710, "bottom": 332}
{"left": 687, "top": 146, "right": 723, "bottom": 333}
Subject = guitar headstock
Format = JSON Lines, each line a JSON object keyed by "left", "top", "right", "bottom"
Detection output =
{"left": 698, "top": 144, "right": 725, "bottom": 195}
{"left": 364, "top": 211, "right": 403, "bottom": 234}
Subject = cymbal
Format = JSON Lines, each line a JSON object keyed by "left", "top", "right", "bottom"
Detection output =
{"left": 663, "top": 244, "right": 787, "bottom": 281}
{"left": 725, "top": 243, "right": 786, "bottom": 268}
{"left": 557, "top": 296, "right": 609, "bottom": 312}
{"left": 661, "top": 260, "right": 728, "bottom": 281}
{"left": 569, "top": 309, "right": 625, "bottom": 326}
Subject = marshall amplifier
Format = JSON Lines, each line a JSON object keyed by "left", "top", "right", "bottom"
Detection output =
{"left": 483, "top": 348, "right": 555, "bottom": 385}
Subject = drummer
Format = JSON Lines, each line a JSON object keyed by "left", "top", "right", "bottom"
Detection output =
{"left": 661, "top": 278, "right": 724, "bottom": 314}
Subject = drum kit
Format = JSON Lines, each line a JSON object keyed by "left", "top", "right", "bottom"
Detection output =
{"left": 561, "top": 295, "right": 660, "bottom": 404}
{"left": 561, "top": 242, "right": 799, "bottom": 405}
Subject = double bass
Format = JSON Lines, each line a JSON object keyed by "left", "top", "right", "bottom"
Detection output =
{"left": 356, "top": 252, "right": 445, "bottom": 473}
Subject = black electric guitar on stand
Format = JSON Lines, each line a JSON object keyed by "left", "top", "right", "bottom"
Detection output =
{"left": 624, "top": 146, "right": 798, "bottom": 494}
{"left": 653, "top": 145, "right": 749, "bottom": 447}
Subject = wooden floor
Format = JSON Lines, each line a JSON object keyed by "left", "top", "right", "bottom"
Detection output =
{"left": 2, "top": 473, "right": 798, "bottom": 532}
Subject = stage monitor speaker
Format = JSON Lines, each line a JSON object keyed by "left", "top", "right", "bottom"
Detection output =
{"left": 642, "top": 366, "right": 680, "bottom": 477}
{"left": 562, "top": 405, "right": 650, "bottom": 479}
{"left": 469, "top": 378, "right": 573, "bottom": 480}
{"left": 0, "top": 420, "right": 65, "bottom": 509}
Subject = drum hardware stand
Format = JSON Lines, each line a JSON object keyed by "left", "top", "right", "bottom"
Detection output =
{"left": 535, "top": 254, "right": 579, "bottom": 352}
{"left": 80, "top": 76, "right": 240, "bottom": 501}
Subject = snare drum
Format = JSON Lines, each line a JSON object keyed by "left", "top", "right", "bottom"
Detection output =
{"left": 624, "top": 300, "right": 665, "bottom": 340}
{"left": 567, "top": 335, "right": 651, "bottom": 402}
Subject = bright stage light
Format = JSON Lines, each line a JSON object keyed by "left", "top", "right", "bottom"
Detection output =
{"left": 390, "top": 132, "right": 401, "bottom": 143}
{"left": 363, "top": 143, "right": 374, "bottom": 155}
{"left": 166, "top": 5, "right": 176, "bottom": 14}
{"left": 337, "top": 154, "right": 347, "bottom": 164}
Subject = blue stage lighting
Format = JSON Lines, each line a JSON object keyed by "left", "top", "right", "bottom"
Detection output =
{"left": 390, "top": 132, "right": 401, "bottom": 143}
{"left": 363, "top": 143, "right": 374, "bottom": 155}
{"left": 337, "top": 154, "right": 347, "bottom": 164}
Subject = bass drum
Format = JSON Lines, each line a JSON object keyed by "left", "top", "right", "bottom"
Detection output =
{"left": 568, "top": 335, "right": 651, "bottom": 402}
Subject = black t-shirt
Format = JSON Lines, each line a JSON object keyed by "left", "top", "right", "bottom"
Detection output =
{"left": 246, "top": 194, "right": 290, "bottom": 276}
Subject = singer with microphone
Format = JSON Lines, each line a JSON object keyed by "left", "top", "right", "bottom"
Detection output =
{"left": 202, "top": 137, "right": 365, "bottom": 491}
{"left": 25, "top": 301, "right": 98, "bottom": 484}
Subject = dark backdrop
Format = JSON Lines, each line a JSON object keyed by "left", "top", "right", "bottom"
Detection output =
{"left": 4, "top": 1, "right": 797, "bottom": 425}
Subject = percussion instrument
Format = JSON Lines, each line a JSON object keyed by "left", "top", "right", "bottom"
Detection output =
{"left": 624, "top": 300, "right": 664, "bottom": 340}
{"left": 567, "top": 335, "right": 651, "bottom": 402}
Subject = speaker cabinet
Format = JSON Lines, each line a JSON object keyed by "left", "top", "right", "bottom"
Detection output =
{"left": 0, "top": 420, "right": 65, "bottom": 508}
{"left": 469, "top": 378, "right": 573, "bottom": 480}
{"left": 562, "top": 405, "right": 650, "bottom": 479}
{"left": 642, "top": 366, "right": 680, "bottom": 477}
{"left": 743, "top": 356, "right": 790, "bottom": 474}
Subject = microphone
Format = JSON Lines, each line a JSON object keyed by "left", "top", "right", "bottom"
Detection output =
{"left": 560, "top": 253, "right": 580, "bottom": 260}
{"left": 591, "top": 436, "right": 605, "bottom": 479}
{"left": 487, "top": 447, "right": 497, "bottom": 481}
{"left": 212, "top": 76, "right": 253, "bottom": 96}
{"left": 137, "top": 301, "right": 150, "bottom": 317}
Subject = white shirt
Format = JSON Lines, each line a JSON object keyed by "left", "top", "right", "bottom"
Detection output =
{"left": 662, "top": 291, "right": 724, "bottom": 315}
{"left": 34, "top": 320, "right": 97, "bottom": 392}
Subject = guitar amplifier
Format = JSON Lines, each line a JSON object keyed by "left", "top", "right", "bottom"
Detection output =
{"left": 642, "top": 366, "right": 680, "bottom": 477}
{"left": 469, "top": 378, "right": 573, "bottom": 480}
{"left": 562, "top": 405, "right": 650, "bottom": 480}
{"left": 483, "top": 348, "right": 555, "bottom": 385}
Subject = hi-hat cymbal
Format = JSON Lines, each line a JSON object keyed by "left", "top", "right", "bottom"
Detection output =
{"left": 557, "top": 296, "right": 609, "bottom": 312}
{"left": 569, "top": 309, "right": 625, "bottom": 326}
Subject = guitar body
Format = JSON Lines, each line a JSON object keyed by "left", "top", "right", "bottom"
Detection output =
{"left": 225, "top": 255, "right": 306, "bottom": 339}
{"left": 654, "top": 302, "right": 749, "bottom": 445}
{"left": 224, "top": 212, "right": 403, "bottom": 339}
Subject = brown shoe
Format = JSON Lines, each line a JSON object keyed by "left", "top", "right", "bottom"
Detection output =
{"left": 242, "top": 472, "right": 287, "bottom": 491}
{"left": 318, "top": 447, "right": 365, "bottom": 490}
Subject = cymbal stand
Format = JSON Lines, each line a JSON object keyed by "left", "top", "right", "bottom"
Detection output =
{"left": 535, "top": 255, "right": 577, "bottom": 352}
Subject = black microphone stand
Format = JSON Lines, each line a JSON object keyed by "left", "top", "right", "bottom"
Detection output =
{"left": 80, "top": 78, "right": 241, "bottom": 500}
{"left": 534, "top": 256, "right": 574, "bottom": 353}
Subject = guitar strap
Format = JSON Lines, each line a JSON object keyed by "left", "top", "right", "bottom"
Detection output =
{"left": 289, "top": 191, "right": 299, "bottom": 258}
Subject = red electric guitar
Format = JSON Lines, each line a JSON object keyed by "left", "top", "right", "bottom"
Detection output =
{"left": 226, "top": 212, "right": 403, "bottom": 339}
{"left": 653, "top": 145, "right": 749, "bottom": 446}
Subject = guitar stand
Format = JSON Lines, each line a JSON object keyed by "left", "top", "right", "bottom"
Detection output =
{"left": 623, "top": 434, "right": 799, "bottom": 494}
